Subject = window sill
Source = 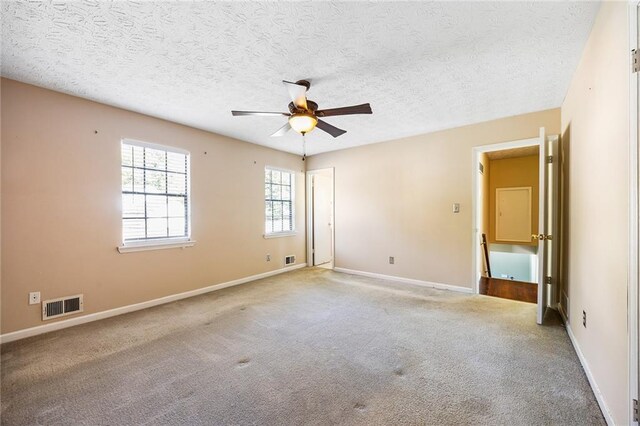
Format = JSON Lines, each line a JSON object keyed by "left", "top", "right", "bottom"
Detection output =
{"left": 117, "top": 239, "right": 196, "bottom": 253}
{"left": 263, "top": 232, "right": 297, "bottom": 239}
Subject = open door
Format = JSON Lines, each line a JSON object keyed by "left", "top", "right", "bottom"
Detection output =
{"left": 633, "top": 2, "right": 639, "bottom": 417}
{"left": 536, "top": 128, "right": 559, "bottom": 325}
{"left": 312, "top": 172, "right": 333, "bottom": 266}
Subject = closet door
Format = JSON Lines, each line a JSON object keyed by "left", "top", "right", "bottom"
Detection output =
{"left": 495, "top": 187, "right": 532, "bottom": 243}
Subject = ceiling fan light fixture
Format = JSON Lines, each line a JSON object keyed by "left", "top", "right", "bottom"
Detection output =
{"left": 288, "top": 112, "right": 318, "bottom": 134}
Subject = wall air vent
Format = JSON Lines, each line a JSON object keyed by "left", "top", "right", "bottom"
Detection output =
{"left": 42, "top": 294, "right": 83, "bottom": 321}
{"left": 285, "top": 255, "right": 296, "bottom": 266}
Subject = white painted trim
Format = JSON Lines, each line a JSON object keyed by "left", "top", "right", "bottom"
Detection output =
{"left": 263, "top": 232, "right": 297, "bottom": 239}
{"left": 334, "top": 267, "right": 473, "bottom": 294}
{"left": 471, "top": 136, "right": 540, "bottom": 294}
{"left": 120, "top": 138, "right": 193, "bottom": 245}
{"left": 118, "top": 239, "right": 196, "bottom": 253}
{"left": 629, "top": 1, "right": 639, "bottom": 422}
{"left": 265, "top": 165, "right": 297, "bottom": 175}
{"left": 473, "top": 137, "right": 541, "bottom": 154}
{"left": 264, "top": 166, "right": 297, "bottom": 236}
{"left": 0, "top": 263, "right": 307, "bottom": 344}
{"left": 122, "top": 138, "right": 190, "bottom": 155}
{"left": 565, "top": 322, "right": 615, "bottom": 425}
{"left": 306, "top": 168, "right": 335, "bottom": 269}
{"left": 306, "top": 173, "right": 313, "bottom": 267}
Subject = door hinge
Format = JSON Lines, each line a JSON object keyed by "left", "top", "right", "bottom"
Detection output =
{"left": 633, "top": 398, "right": 638, "bottom": 422}
{"left": 633, "top": 49, "right": 639, "bottom": 73}
{"left": 546, "top": 155, "right": 553, "bottom": 164}
{"left": 545, "top": 276, "right": 552, "bottom": 285}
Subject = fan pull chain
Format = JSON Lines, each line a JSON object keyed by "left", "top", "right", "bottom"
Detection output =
{"left": 302, "top": 133, "right": 307, "bottom": 161}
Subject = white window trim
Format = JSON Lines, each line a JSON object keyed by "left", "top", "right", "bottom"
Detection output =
{"left": 123, "top": 138, "right": 190, "bottom": 155}
{"left": 117, "top": 238, "right": 196, "bottom": 253}
{"left": 264, "top": 166, "right": 296, "bottom": 236}
{"left": 263, "top": 231, "right": 297, "bottom": 239}
{"left": 119, "top": 138, "right": 192, "bottom": 252}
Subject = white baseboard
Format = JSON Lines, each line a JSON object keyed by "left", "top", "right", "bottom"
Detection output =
{"left": 0, "top": 263, "right": 307, "bottom": 344}
{"left": 564, "top": 321, "right": 614, "bottom": 425}
{"left": 333, "top": 267, "right": 473, "bottom": 294}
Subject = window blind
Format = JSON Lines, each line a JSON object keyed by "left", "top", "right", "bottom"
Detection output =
{"left": 121, "top": 141, "right": 190, "bottom": 242}
{"left": 265, "top": 168, "right": 294, "bottom": 234}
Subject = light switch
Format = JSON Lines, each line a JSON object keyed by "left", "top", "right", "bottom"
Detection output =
{"left": 453, "top": 203, "right": 460, "bottom": 213}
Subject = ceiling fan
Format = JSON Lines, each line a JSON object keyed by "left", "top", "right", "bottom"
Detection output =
{"left": 231, "top": 80, "right": 372, "bottom": 138}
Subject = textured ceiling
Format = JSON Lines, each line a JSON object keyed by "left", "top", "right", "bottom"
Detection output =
{"left": 1, "top": 1, "right": 600, "bottom": 156}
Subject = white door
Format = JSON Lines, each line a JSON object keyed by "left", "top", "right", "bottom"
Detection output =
{"left": 635, "top": 1, "right": 639, "bottom": 410}
{"left": 536, "top": 128, "right": 559, "bottom": 325}
{"left": 313, "top": 173, "right": 333, "bottom": 266}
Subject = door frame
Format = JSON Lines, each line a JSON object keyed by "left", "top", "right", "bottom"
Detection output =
{"left": 471, "top": 135, "right": 541, "bottom": 294}
{"left": 629, "top": 0, "right": 639, "bottom": 421}
{"left": 306, "top": 167, "right": 335, "bottom": 268}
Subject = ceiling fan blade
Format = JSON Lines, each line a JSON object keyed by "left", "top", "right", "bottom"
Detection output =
{"left": 282, "top": 80, "right": 308, "bottom": 110}
{"left": 270, "top": 122, "right": 292, "bottom": 137}
{"left": 316, "top": 103, "right": 372, "bottom": 117}
{"left": 316, "top": 120, "right": 347, "bottom": 138}
{"left": 231, "top": 111, "right": 289, "bottom": 117}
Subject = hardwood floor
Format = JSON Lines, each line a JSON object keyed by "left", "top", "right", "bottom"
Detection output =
{"left": 479, "top": 276, "right": 537, "bottom": 303}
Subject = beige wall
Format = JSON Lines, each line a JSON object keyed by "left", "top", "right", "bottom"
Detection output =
{"left": 489, "top": 155, "right": 539, "bottom": 247}
{"left": 1, "top": 78, "right": 306, "bottom": 334}
{"left": 306, "top": 108, "right": 560, "bottom": 288}
{"left": 560, "top": 1, "right": 630, "bottom": 424}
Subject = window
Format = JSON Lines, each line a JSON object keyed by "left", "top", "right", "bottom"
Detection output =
{"left": 121, "top": 140, "right": 190, "bottom": 245}
{"left": 265, "top": 167, "right": 295, "bottom": 236}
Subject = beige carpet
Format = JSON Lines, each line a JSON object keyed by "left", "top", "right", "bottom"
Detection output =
{"left": 1, "top": 268, "right": 604, "bottom": 425}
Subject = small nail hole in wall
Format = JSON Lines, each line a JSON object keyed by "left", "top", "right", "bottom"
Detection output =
{"left": 94, "top": 130, "right": 98, "bottom": 134}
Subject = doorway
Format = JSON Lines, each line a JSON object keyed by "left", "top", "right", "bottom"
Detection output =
{"left": 306, "top": 168, "right": 335, "bottom": 269}
{"left": 480, "top": 147, "right": 540, "bottom": 304}
{"left": 472, "top": 129, "right": 559, "bottom": 324}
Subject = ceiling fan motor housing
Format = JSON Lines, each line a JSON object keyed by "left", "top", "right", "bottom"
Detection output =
{"left": 288, "top": 100, "right": 318, "bottom": 114}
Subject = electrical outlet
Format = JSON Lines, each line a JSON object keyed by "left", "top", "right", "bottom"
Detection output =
{"left": 453, "top": 203, "right": 460, "bottom": 213}
{"left": 389, "top": 256, "right": 395, "bottom": 265}
{"left": 29, "top": 292, "right": 40, "bottom": 305}
{"left": 266, "top": 254, "right": 271, "bottom": 262}
{"left": 582, "top": 310, "right": 587, "bottom": 328}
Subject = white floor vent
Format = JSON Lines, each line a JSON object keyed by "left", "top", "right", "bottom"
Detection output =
{"left": 42, "top": 294, "right": 84, "bottom": 321}
{"left": 285, "top": 255, "right": 296, "bottom": 265}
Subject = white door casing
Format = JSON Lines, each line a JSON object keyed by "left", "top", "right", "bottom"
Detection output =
{"left": 312, "top": 173, "right": 333, "bottom": 265}
{"left": 471, "top": 135, "right": 542, "bottom": 294}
